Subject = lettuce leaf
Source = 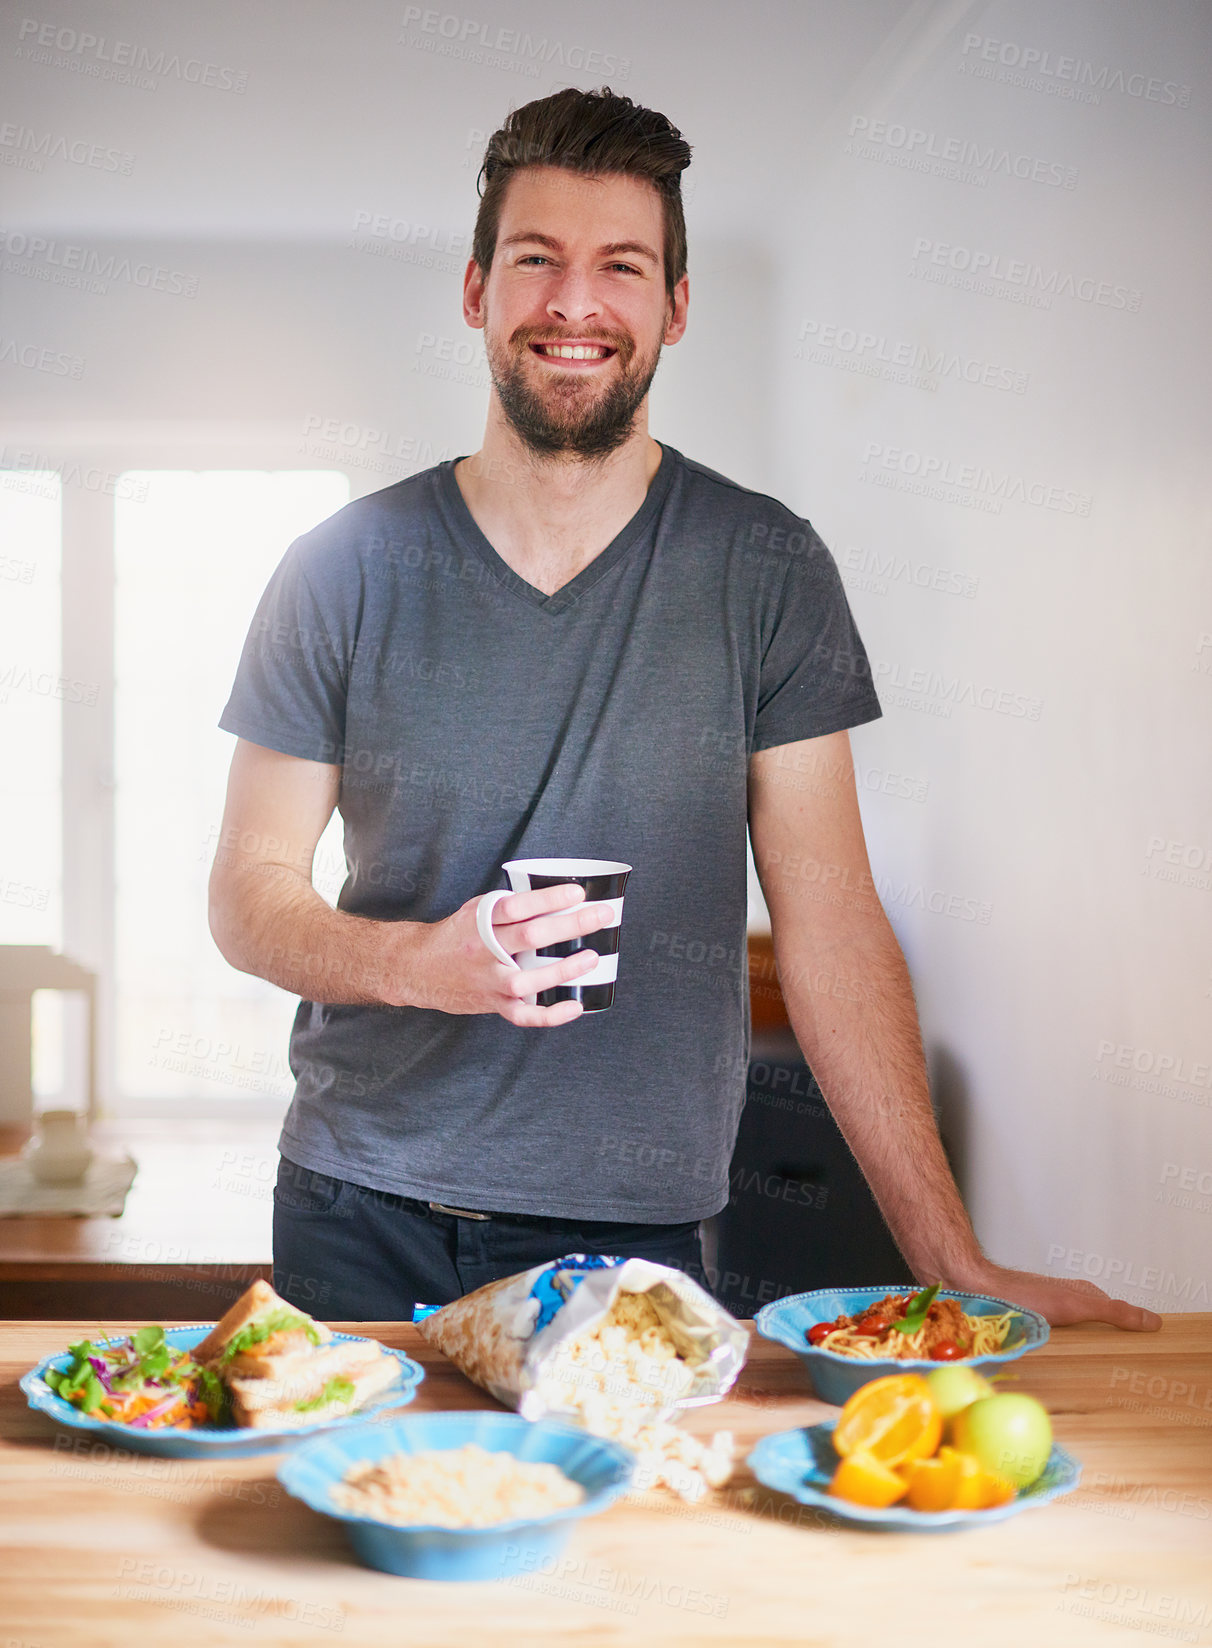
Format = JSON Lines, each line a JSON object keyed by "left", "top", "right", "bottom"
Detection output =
{"left": 113, "top": 1325, "right": 172, "bottom": 1387}
{"left": 190, "top": 1361, "right": 229, "bottom": 1420}
{"left": 46, "top": 1350, "right": 107, "bottom": 1412}
{"left": 220, "top": 1307, "right": 322, "bottom": 1363}
{"left": 293, "top": 1377, "right": 356, "bottom": 1414}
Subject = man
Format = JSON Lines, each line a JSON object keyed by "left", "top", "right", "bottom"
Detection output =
{"left": 210, "top": 87, "right": 1156, "bottom": 1333}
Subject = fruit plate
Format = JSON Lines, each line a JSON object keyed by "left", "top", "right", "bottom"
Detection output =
{"left": 747, "top": 1420, "right": 1081, "bottom": 1532}
{"left": 755, "top": 1286, "right": 1050, "bottom": 1405}
{"left": 21, "top": 1326, "right": 425, "bottom": 1458}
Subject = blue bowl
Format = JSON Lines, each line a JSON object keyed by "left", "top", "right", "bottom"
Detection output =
{"left": 755, "top": 1286, "right": 1050, "bottom": 1406}
{"left": 277, "top": 1410, "right": 635, "bottom": 1581}
{"left": 748, "top": 1420, "right": 1081, "bottom": 1532}
{"left": 21, "top": 1327, "right": 424, "bottom": 1458}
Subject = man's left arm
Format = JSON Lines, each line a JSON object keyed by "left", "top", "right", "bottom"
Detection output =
{"left": 748, "top": 728, "right": 1159, "bottom": 1330}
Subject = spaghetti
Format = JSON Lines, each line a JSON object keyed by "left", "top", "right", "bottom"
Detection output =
{"left": 807, "top": 1292, "right": 1019, "bottom": 1361}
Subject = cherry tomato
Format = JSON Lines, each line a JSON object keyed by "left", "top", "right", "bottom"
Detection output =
{"left": 806, "top": 1323, "right": 833, "bottom": 1346}
{"left": 931, "top": 1340, "right": 963, "bottom": 1360}
{"left": 855, "top": 1315, "right": 891, "bottom": 1337}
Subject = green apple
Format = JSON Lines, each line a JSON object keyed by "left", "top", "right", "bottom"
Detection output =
{"left": 951, "top": 1394, "right": 1053, "bottom": 1488}
{"left": 925, "top": 1365, "right": 995, "bottom": 1423}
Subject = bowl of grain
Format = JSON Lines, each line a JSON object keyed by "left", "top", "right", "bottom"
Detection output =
{"left": 277, "top": 1409, "right": 635, "bottom": 1580}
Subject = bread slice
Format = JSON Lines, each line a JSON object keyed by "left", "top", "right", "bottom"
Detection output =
{"left": 193, "top": 1280, "right": 332, "bottom": 1369}
{"left": 227, "top": 1336, "right": 386, "bottom": 1399}
{"left": 194, "top": 1279, "right": 400, "bottom": 1429}
{"left": 221, "top": 1329, "right": 337, "bottom": 1381}
{"left": 227, "top": 1347, "right": 402, "bottom": 1429}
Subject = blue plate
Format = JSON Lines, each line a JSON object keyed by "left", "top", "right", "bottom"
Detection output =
{"left": 21, "top": 1325, "right": 424, "bottom": 1458}
{"left": 748, "top": 1420, "right": 1081, "bottom": 1532}
{"left": 278, "top": 1410, "right": 635, "bottom": 1581}
{"left": 755, "top": 1286, "right": 1050, "bottom": 1405}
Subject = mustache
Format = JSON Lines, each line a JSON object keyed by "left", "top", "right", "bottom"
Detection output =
{"left": 510, "top": 326, "right": 633, "bottom": 357}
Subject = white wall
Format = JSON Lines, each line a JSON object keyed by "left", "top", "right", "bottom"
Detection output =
{"left": 3, "top": 0, "right": 1208, "bottom": 1309}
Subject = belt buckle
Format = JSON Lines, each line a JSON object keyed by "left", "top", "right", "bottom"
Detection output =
{"left": 428, "top": 1202, "right": 492, "bottom": 1220}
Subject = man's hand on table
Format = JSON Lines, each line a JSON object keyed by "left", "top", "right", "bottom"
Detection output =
{"left": 391, "top": 883, "right": 615, "bottom": 1026}
{"left": 950, "top": 1261, "right": 1163, "bottom": 1331}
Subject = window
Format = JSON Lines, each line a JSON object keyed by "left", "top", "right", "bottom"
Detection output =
{"left": 114, "top": 470, "right": 349, "bottom": 1106}
{"left": 0, "top": 464, "right": 349, "bottom": 1114}
{"left": 0, "top": 475, "right": 68, "bottom": 1106}
{"left": 0, "top": 474, "right": 63, "bottom": 948}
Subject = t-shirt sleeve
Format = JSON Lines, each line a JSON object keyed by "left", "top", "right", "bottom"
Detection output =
{"left": 218, "top": 541, "right": 350, "bottom": 763}
{"left": 751, "top": 525, "right": 883, "bottom": 751}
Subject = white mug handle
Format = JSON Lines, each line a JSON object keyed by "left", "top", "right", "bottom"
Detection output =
{"left": 475, "top": 890, "right": 519, "bottom": 968}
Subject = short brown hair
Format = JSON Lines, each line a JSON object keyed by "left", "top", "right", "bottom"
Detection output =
{"left": 472, "top": 87, "right": 692, "bottom": 305}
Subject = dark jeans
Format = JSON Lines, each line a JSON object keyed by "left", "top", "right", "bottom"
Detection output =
{"left": 272, "top": 1156, "right": 705, "bottom": 1322}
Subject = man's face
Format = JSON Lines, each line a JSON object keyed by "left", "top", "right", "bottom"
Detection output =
{"left": 464, "top": 166, "right": 688, "bottom": 460}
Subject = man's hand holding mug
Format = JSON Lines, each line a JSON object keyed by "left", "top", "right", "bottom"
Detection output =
{"left": 399, "top": 859, "right": 631, "bottom": 1026}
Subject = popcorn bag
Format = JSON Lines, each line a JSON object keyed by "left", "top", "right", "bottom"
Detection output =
{"left": 416, "top": 1255, "right": 750, "bottom": 1500}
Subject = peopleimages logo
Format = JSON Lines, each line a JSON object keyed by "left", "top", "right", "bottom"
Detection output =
{"left": 0, "top": 123, "right": 134, "bottom": 174}
{"left": 839, "top": 543, "right": 979, "bottom": 600}
{"left": 796, "top": 319, "right": 1027, "bottom": 395}
{"left": 299, "top": 414, "right": 453, "bottom": 478}
{"left": 813, "top": 643, "right": 1043, "bottom": 723}
{"left": 400, "top": 8, "right": 631, "bottom": 80}
{"left": 861, "top": 441, "right": 1092, "bottom": 517}
{"left": 959, "top": 33, "right": 1191, "bottom": 108}
{"left": 1143, "top": 835, "right": 1212, "bottom": 893}
{"left": 14, "top": 18, "right": 249, "bottom": 93}
{"left": 847, "top": 115, "right": 1077, "bottom": 188}
{"left": 1046, "top": 1246, "right": 1208, "bottom": 1307}
{"left": 348, "top": 209, "right": 468, "bottom": 274}
{"left": 0, "top": 229, "right": 198, "bottom": 297}
{"left": 1095, "top": 1041, "right": 1212, "bottom": 1089}
{"left": 1, "top": 447, "right": 149, "bottom": 502}
{"left": 909, "top": 238, "right": 1142, "bottom": 313}
{"left": 0, "top": 335, "right": 84, "bottom": 377}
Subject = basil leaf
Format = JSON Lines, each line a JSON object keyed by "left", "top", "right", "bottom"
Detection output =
{"left": 891, "top": 1281, "right": 942, "bottom": 1336}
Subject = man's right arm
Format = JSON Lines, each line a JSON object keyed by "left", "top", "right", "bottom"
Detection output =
{"left": 207, "top": 738, "right": 608, "bottom": 1025}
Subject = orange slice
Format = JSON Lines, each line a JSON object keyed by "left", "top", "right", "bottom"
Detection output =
{"left": 833, "top": 1374, "right": 943, "bottom": 1468}
{"left": 974, "top": 1466, "right": 1018, "bottom": 1508}
{"left": 949, "top": 1448, "right": 986, "bottom": 1510}
{"left": 829, "top": 1449, "right": 908, "bottom": 1508}
{"left": 903, "top": 1450, "right": 964, "bottom": 1512}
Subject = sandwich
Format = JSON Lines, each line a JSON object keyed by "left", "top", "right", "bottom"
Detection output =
{"left": 193, "top": 1279, "right": 401, "bottom": 1429}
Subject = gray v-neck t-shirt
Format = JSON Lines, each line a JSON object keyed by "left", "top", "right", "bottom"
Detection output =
{"left": 219, "top": 442, "right": 882, "bottom": 1221}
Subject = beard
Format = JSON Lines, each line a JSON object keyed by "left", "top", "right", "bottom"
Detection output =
{"left": 483, "top": 314, "right": 664, "bottom": 462}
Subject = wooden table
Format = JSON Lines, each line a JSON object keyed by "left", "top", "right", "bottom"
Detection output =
{"left": 2, "top": 1315, "right": 1210, "bottom": 1645}
{"left": 0, "top": 1121, "right": 277, "bottom": 1317}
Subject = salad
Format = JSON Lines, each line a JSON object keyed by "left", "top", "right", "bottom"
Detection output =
{"left": 43, "top": 1326, "right": 226, "bottom": 1429}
